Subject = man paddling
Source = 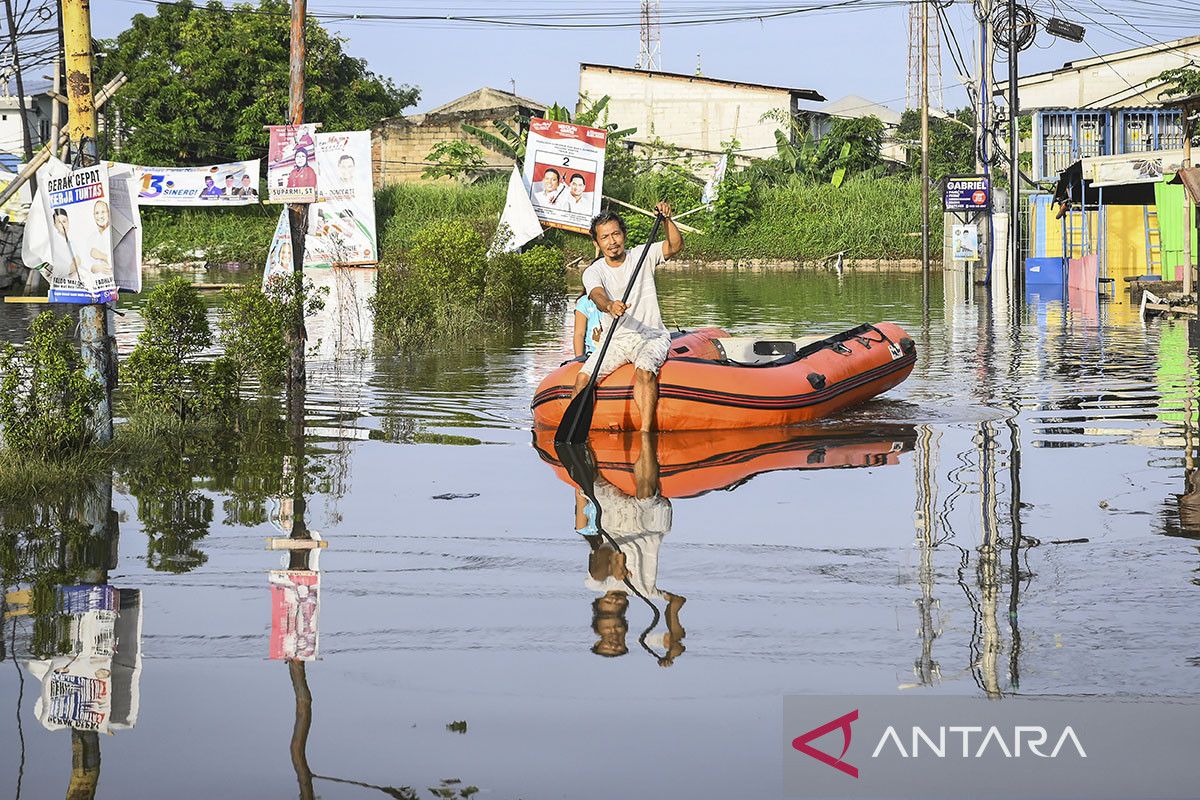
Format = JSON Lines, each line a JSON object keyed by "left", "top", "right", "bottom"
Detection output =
{"left": 572, "top": 202, "right": 683, "bottom": 432}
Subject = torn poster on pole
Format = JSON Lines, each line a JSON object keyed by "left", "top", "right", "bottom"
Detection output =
{"left": 42, "top": 161, "right": 117, "bottom": 303}
{"left": 24, "top": 158, "right": 142, "bottom": 300}
{"left": 306, "top": 130, "right": 377, "bottom": 266}
{"left": 269, "top": 569, "right": 319, "bottom": 660}
{"left": 264, "top": 130, "right": 378, "bottom": 279}
{"left": 267, "top": 123, "right": 319, "bottom": 203}
{"left": 132, "top": 160, "right": 261, "bottom": 206}
{"left": 522, "top": 118, "right": 606, "bottom": 235}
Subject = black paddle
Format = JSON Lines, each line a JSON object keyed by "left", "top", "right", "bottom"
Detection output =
{"left": 555, "top": 213, "right": 666, "bottom": 444}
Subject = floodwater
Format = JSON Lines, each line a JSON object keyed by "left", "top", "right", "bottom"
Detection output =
{"left": 1, "top": 266, "right": 1199, "bottom": 799}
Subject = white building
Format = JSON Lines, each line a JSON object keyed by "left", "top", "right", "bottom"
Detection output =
{"left": 577, "top": 62, "right": 824, "bottom": 159}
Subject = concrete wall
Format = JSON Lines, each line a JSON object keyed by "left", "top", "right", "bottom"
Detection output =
{"left": 371, "top": 106, "right": 527, "bottom": 186}
{"left": 579, "top": 65, "right": 795, "bottom": 155}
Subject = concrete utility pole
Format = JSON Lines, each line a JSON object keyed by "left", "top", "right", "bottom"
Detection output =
{"left": 920, "top": 0, "right": 930, "bottom": 281}
{"left": 61, "top": 0, "right": 114, "bottom": 443}
{"left": 287, "top": 0, "right": 308, "bottom": 430}
{"left": 1007, "top": 0, "right": 1021, "bottom": 297}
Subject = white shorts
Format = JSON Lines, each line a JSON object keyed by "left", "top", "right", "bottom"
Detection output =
{"left": 580, "top": 330, "right": 671, "bottom": 380}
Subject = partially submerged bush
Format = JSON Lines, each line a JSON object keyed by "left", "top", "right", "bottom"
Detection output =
{"left": 373, "top": 219, "right": 566, "bottom": 342}
{"left": 124, "top": 277, "right": 239, "bottom": 420}
{"left": 0, "top": 311, "right": 102, "bottom": 457}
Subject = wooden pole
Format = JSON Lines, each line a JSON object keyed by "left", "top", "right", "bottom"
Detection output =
{"left": 61, "top": 0, "right": 113, "bottom": 444}
{"left": 3, "top": 0, "right": 34, "bottom": 162}
{"left": 286, "top": 0, "right": 309, "bottom": 433}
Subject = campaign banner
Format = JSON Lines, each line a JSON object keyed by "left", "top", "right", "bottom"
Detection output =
{"left": 522, "top": 118, "right": 607, "bottom": 235}
{"left": 132, "top": 160, "right": 261, "bottom": 206}
{"left": 951, "top": 223, "right": 979, "bottom": 261}
{"left": 268, "top": 123, "right": 319, "bottom": 203}
{"left": 306, "top": 130, "right": 377, "bottom": 266}
{"left": 269, "top": 569, "right": 319, "bottom": 661}
{"left": 43, "top": 163, "right": 117, "bottom": 304}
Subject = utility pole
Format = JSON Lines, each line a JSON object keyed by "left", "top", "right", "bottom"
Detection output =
{"left": 287, "top": 0, "right": 308, "bottom": 434}
{"left": 921, "top": 0, "right": 930, "bottom": 282}
{"left": 61, "top": 0, "right": 113, "bottom": 444}
{"left": 1007, "top": 0, "right": 1021, "bottom": 298}
{"left": 3, "top": 0, "right": 33, "bottom": 162}
{"left": 976, "top": 0, "right": 993, "bottom": 282}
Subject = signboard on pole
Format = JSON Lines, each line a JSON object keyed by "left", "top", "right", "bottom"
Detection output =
{"left": 267, "top": 123, "right": 319, "bottom": 203}
{"left": 43, "top": 162, "right": 117, "bottom": 303}
{"left": 943, "top": 174, "right": 991, "bottom": 213}
{"left": 132, "top": 160, "right": 261, "bottom": 206}
{"left": 522, "top": 118, "right": 607, "bottom": 234}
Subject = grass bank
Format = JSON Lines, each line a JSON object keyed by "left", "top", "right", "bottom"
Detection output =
{"left": 142, "top": 175, "right": 932, "bottom": 268}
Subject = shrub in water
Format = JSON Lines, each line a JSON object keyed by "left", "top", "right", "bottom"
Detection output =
{"left": 373, "top": 219, "right": 566, "bottom": 342}
{"left": 124, "top": 276, "right": 239, "bottom": 420}
{"left": 0, "top": 311, "right": 102, "bottom": 457}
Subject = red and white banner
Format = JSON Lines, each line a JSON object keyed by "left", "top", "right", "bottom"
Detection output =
{"left": 522, "top": 118, "right": 607, "bottom": 235}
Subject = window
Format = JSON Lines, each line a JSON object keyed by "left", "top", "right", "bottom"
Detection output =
{"left": 1117, "top": 109, "right": 1184, "bottom": 153}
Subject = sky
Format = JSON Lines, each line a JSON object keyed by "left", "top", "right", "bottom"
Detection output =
{"left": 94, "top": 0, "right": 1198, "bottom": 118}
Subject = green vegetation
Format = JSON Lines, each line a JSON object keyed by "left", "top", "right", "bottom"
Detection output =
{"left": 124, "top": 277, "right": 240, "bottom": 420}
{"left": 142, "top": 206, "right": 277, "bottom": 266}
{"left": 97, "top": 0, "right": 419, "bottom": 164}
{"left": 1159, "top": 66, "right": 1200, "bottom": 99}
{"left": 0, "top": 312, "right": 102, "bottom": 459}
{"left": 373, "top": 219, "right": 565, "bottom": 343}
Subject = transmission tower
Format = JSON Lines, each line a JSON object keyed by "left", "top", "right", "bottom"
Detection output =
{"left": 636, "top": 0, "right": 661, "bottom": 71}
{"left": 906, "top": 2, "right": 944, "bottom": 111}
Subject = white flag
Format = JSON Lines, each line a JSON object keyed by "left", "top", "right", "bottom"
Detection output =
{"left": 489, "top": 165, "right": 543, "bottom": 256}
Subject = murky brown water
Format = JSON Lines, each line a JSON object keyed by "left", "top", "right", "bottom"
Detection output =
{"left": 1, "top": 267, "right": 1198, "bottom": 798}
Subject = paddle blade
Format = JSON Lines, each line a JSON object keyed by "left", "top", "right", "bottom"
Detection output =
{"left": 554, "top": 440, "right": 598, "bottom": 496}
{"left": 555, "top": 384, "right": 596, "bottom": 443}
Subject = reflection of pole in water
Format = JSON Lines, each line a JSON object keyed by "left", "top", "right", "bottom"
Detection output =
{"left": 1005, "top": 415, "right": 1023, "bottom": 690}
{"left": 977, "top": 421, "right": 1002, "bottom": 698}
{"left": 68, "top": 731, "right": 101, "bottom": 800}
{"left": 913, "top": 424, "right": 941, "bottom": 685}
{"left": 290, "top": 660, "right": 315, "bottom": 800}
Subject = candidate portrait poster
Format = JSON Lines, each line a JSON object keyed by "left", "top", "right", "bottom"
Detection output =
{"left": 268, "top": 123, "right": 319, "bottom": 203}
{"left": 306, "top": 130, "right": 377, "bottom": 267}
{"left": 952, "top": 223, "right": 980, "bottom": 262}
{"left": 522, "top": 119, "right": 607, "bottom": 235}
{"left": 133, "top": 160, "right": 261, "bottom": 206}
{"left": 43, "top": 163, "right": 117, "bottom": 304}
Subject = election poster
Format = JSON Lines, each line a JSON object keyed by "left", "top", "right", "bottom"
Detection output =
{"left": 269, "top": 569, "right": 320, "bottom": 661}
{"left": 306, "top": 130, "right": 377, "bottom": 267}
{"left": 42, "top": 162, "right": 117, "bottom": 304}
{"left": 132, "top": 160, "right": 261, "bottom": 206}
{"left": 268, "top": 123, "right": 319, "bottom": 203}
{"left": 522, "top": 118, "right": 607, "bottom": 235}
{"left": 952, "top": 223, "right": 980, "bottom": 262}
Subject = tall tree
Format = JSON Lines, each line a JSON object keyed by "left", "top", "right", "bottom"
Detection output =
{"left": 97, "top": 0, "right": 419, "bottom": 164}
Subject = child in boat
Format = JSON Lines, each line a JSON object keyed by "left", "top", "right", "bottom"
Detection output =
{"left": 573, "top": 288, "right": 603, "bottom": 357}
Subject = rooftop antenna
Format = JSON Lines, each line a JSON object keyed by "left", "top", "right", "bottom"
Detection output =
{"left": 636, "top": 0, "right": 661, "bottom": 71}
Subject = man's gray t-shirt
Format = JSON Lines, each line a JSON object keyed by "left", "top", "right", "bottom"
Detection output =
{"left": 582, "top": 241, "right": 668, "bottom": 337}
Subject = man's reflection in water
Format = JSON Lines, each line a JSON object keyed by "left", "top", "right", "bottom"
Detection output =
{"left": 574, "top": 433, "right": 686, "bottom": 666}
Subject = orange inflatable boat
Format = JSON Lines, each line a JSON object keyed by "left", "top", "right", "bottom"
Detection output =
{"left": 534, "top": 425, "right": 917, "bottom": 498}
{"left": 532, "top": 322, "right": 917, "bottom": 431}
